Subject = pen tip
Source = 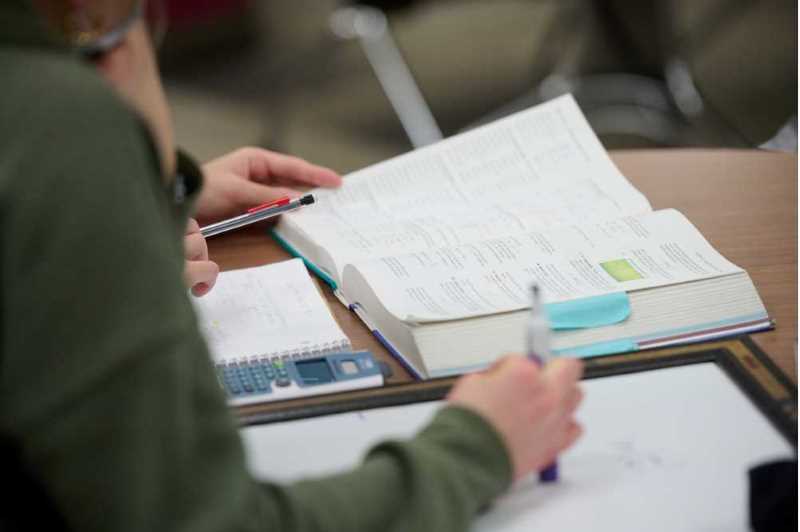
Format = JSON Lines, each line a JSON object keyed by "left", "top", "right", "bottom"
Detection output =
{"left": 300, "top": 194, "right": 315, "bottom": 206}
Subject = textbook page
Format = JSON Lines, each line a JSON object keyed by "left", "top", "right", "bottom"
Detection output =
{"left": 192, "top": 259, "right": 350, "bottom": 364}
{"left": 279, "top": 94, "right": 651, "bottom": 280}
{"left": 342, "top": 209, "right": 743, "bottom": 322}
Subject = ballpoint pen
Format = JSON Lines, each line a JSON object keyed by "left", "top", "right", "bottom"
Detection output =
{"left": 200, "top": 194, "right": 315, "bottom": 238}
{"left": 528, "top": 283, "right": 559, "bottom": 483}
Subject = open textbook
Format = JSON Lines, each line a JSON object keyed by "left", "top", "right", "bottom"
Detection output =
{"left": 274, "top": 95, "right": 771, "bottom": 378}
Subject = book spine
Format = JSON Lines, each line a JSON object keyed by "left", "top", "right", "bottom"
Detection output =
{"left": 270, "top": 229, "right": 339, "bottom": 290}
{"left": 349, "top": 302, "right": 424, "bottom": 381}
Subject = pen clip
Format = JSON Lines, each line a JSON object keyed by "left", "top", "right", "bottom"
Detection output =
{"left": 247, "top": 196, "right": 291, "bottom": 214}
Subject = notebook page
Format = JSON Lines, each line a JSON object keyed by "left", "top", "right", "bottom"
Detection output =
{"left": 279, "top": 94, "right": 651, "bottom": 280}
{"left": 343, "top": 209, "right": 743, "bottom": 322}
{"left": 242, "top": 363, "right": 793, "bottom": 531}
{"left": 192, "top": 259, "right": 350, "bottom": 365}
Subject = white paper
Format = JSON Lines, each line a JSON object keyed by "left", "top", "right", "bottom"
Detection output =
{"left": 280, "top": 95, "right": 651, "bottom": 280}
{"left": 192, "top": 259, "right": 350, "bottom": 364}
{"left": 343, "top": 209, "right": 742, "bottom": 321}
{"left": 242, "top": 363, "right": 794, "bottom": 532}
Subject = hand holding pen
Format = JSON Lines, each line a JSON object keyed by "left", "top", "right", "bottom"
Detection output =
{"left": 528, "top": 284, "right": 560, "bottom": 482}
{"left": 195, "top": 147, "right": 341, "bottom": 224}
{"left": 200, "top": 194, "right": 315, "bottom": 238}
{"left": 448, "top": 296, "right": 584, "bottom": 484}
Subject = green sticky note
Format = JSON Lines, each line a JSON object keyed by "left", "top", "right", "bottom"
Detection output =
{"left": 600, "top": 259, "right": 643, "bottom": 282}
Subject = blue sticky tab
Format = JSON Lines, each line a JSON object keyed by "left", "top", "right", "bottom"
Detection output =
{"left": 556, "top": 339, "right": 638, "bottom": 358}
{"left": 544, "top": 292, "right": 630, "bottom": 330}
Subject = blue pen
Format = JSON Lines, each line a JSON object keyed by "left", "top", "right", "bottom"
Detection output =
{"left": 528, "top": 284, "right": 558, "bottom": 483}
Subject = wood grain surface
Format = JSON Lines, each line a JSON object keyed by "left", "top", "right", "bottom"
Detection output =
{"left": 207, "top": 149, "right": 798, "bottom": 382}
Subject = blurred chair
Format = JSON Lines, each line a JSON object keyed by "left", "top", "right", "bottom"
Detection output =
{"left": 330, "top": 2, "right": 443, "bottom": 148}
{"left": 486, "top": 0, "right": 797, "bottom": 148}
{"left": 333, "top": 0, "right": 796, "bottom": 149}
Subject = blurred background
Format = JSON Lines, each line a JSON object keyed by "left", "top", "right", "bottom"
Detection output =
{"left": 158, "top": 0, "right": 798, "bottom": 172}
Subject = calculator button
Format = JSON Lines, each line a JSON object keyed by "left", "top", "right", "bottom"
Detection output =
{"left": 275, "top": 377, "right": 291, "bottom": 387}
{"left": 238, "top": 374, "right": 255, "bottom": 393}
{"left": 340, "top": 360, "right": 359, "bottom": 375}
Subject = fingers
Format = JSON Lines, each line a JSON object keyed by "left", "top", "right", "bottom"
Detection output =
{"left": 560, "top": 420, "right": 583, "bottom": 452}
{"left": 239, "top": 147, "right": 342, "bottom": 188}
{"left": 184, "top": 231, "right": 208, "bottom": 261}
{"left": 445, "top": 353, "right": 585, "bottom": 481}
{"left": 484, "top": 353, "right": 529, "bottom": 376}
{"left": 543, "top": 357, "right": 584, "bottom": 387}
{"left": 537, "top": 361, "right": 584, "bottom": 467}
{"left": 184, "top": 217, "right": 217, "bottom": 296}
{"left": 185, "top": 218, "right": 209, "bottom": 263}
{"left": 185, "top": 217, "right": 200, "bottom": 234}
{"left": 564, "top": 385, "right": 584, "bottom": 416}
{"left": 539, "top": 421, "right": 584, "bottom": 468}
{"left": 185, "top": 260, "right": 219, "bottom": 297}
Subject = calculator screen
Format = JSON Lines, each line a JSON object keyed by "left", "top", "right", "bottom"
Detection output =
{"left": 295, "top": 359, "right": 335, "bottom": 384}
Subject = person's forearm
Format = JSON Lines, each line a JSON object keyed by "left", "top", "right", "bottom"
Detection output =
{"left": 247, "top": 406, "right": 512, "bottom": 532}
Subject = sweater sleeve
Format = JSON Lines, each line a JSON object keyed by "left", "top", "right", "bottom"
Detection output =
{"left": 0, "top": 52, "right": 512, "bottom": 532}
{"left": 248, "top": 405, "right": 512, "bottom": 532}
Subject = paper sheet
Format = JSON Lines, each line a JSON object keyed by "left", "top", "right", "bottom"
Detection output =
{"left": 281, "top": 94, "right": 652, "bottom": 280}
{"left": 343, "top": 209, "right": 742, "bottom": 321}
{"left": 192, "top": 259, "right": 350, "bottom": 364}
{"left": 241, "top": 363, "right": 793, "bottom": 532}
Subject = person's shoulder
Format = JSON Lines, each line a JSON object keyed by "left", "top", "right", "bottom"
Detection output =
{"left": 0, "top": 47, "right": 148, "bottom": 152}
{"left": 0, "top": 47, "right": 158, "bottom": 202}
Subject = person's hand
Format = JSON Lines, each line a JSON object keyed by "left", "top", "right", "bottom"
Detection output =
{"left": 184, "top": 218, "right": 219, "bottom": 297}
{"left": 195, "top": 147, "right": 342, "bottom": 224}
{"left": 447, "top": 355, "right": 584, "bottom": 482}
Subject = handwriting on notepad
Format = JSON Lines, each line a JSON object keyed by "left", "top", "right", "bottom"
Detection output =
{"left": 607, "top": 440, "right": 688, "bottom": 472}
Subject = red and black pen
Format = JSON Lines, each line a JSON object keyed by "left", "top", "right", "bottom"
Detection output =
{"left": 200, "top": 194, "right": 315, "bottom": 238}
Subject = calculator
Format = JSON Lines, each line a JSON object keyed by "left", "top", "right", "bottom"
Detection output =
{"left": 215, "top": 351, "right": 385, "bottom": 406}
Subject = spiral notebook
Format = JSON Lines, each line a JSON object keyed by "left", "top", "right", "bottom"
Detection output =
{"left": 192, "top": 258, "right": 351, "bottom": 366}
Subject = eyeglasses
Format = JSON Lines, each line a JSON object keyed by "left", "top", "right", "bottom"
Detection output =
{"left": 33, "top": 0, "right": 167, "bottom": 57}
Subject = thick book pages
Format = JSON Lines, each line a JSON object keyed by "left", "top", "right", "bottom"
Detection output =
{"left": 275, "top": 94, "right": 652, "bottom": 286}
{"left": 273, "top": 94, "right": 771, "bottom": 378}
{"left": 341, "top": 209, "right": 745, "bottom": 322}
{"left": 349, "top": 271, "right": 769, "bottom": 377}
{"left": 192, "top": 259, "right": 351, "bottom": 365}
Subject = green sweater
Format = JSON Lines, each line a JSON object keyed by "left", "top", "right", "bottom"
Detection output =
{"left": 0, "top": 3, "right": 512, "bottom": 531}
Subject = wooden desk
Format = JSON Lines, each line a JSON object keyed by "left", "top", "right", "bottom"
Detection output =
{"left": 207, "top": 149, "right": 798, "bottom": 382}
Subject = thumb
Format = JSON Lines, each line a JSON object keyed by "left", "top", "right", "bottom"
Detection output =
{"left": 185, "top": 260, "right": 219, "bottom": 297}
